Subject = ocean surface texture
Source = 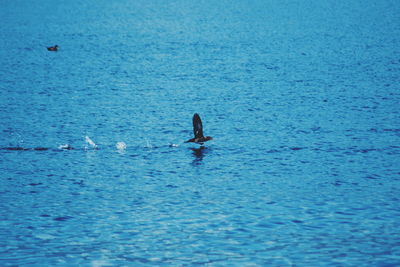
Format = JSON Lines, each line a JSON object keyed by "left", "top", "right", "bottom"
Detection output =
{"left": 1, "top": 0, "right": 399, "bottom": 266}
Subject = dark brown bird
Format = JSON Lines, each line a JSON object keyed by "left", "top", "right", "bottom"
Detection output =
{"left": 185, "top": 113, "right": 213, "bottom": 144}
{"left": 47, "top": 45, "right": 59, "bottom": 51}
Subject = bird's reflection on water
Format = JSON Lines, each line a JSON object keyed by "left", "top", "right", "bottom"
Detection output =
{"left": 190, "top": 146, "right": 211, "bottom": 165}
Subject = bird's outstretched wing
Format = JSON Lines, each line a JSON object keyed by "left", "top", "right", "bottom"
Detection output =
{"left": 193, "top": 113, "right": 204, "bottom": 138}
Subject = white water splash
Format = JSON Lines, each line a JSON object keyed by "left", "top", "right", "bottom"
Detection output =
{"left": 58, "top": 144, "right": 73, "bottom": 150}
{"left": 169, "top": 143, "right": 179, "bottom": 147}
{"left": 145, "top": 139, "right": 153, "bottom": 149}
{"left": 85, "top": 136, "right": 98, "bottom": 149}
{"left": 116, "top": 142, "right": 127, "bottom": 150}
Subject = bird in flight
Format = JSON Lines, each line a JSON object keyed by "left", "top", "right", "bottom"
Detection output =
{"left": 185, "top": 113, "right": 213, "bottom": 145}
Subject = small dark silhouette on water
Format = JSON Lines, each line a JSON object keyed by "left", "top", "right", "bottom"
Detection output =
{"left": 185, "top": 113, "right": 213, "bottom": 145}
{"left": 1, "top": 145, "right": 73, "bottom": 151}
{"left": 47, "top": 45, "right": 59, "bottom": 51}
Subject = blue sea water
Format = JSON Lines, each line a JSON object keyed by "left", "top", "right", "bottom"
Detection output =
{"left": 1, "top": 0, "right": 400, "bottom": 266}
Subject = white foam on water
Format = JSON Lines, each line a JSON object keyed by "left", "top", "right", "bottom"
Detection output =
{"left": 58, "top": 144, "right": 72, "bottom": 150}
{"left": 116, "top": 141, "right": 127, "bottom": 150}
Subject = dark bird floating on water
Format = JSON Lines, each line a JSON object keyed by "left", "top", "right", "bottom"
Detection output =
{"left": 185, "top": 113, "right": 213, "bottom": 144}
{"left": 47, "top": 45, "right": 59, "bottom": 51}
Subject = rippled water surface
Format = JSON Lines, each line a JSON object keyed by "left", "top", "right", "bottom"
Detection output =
{"left": 1, "top": 0, "right": 400, "bottom": 266}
